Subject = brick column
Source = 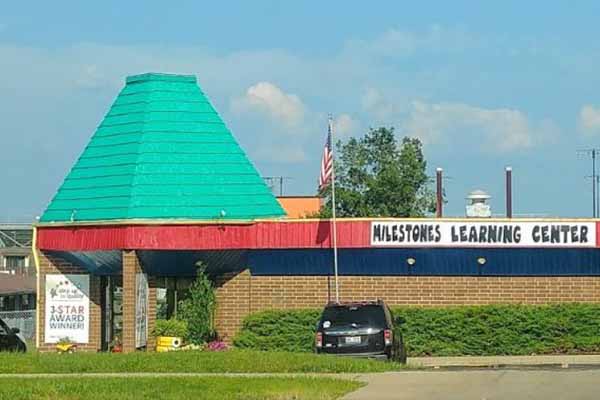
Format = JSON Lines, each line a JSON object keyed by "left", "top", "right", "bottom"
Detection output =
{"left": 146, "top": 275, "right": 157, "bottom": 352}
{"left": 122, "top": 250, "right": 141, "bottom": 353}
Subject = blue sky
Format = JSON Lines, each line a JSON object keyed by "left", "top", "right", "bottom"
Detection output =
{"left": 2, "top": 1, "right": 600, "bottom": 221}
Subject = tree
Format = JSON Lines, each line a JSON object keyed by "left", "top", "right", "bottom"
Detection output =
{"left": 318, "top": 127, "right": 436, "bottom": 217}
{"left": 177, "top": 263, "right": 217, "bottom": 344}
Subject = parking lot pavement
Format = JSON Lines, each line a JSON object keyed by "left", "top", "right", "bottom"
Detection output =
{"left": 409, "top": 354, "right": 600, "bottom": 369}
{"left": 344, "top": 369, "right": 600, "bottom": 400}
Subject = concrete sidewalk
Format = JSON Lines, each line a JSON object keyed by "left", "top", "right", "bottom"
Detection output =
{"left": 409, "top": 354, "right": 600, "bottom": 368}
{"left": 343, "top": 370, "right": 600, "bottom": 400}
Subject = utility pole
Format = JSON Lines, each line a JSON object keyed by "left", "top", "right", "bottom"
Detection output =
{"left": 577, "top": 149, "right": 600, "bottom": 218}
{"left": 505, "top": 166, "right": 513, "bottom": 218}
{"left": 263, "top": 176, "right": 292, "bottom": 196}
{"left": 436, "top": 168, "right": 443, "bottom": 218}
{"left": 431, "top": 169, "right": 452, "bottom": 217}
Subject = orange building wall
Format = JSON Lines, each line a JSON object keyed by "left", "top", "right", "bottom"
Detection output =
{"left": 276, "top": 196, "right": 321, "bottom": 218}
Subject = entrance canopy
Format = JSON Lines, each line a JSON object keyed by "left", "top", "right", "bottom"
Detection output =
{"left": 37, "top": 218, "right": 600, "bottom": 277}
{"left": 36, "top": 219, "right": 600, "bottom": 251}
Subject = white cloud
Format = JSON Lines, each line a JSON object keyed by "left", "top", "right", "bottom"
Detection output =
{"left": 403, "top": 101, "right": 539, "bottom": 151}
{"left": 578, "top": 105, "right": 600, "bottom": 136}
{"left": 345, "top": 25, "right": 480, "bottom": 59}
{"left": 360, "top": 86, "right": 548, "bottom": 151}
{"left": 75, "top": 64, "right": 107, "bottom": 89}
{"left": 230, "top": 82, "right": 359, "bottom": 161}
{"left": 332, "top": 114, "right": 359, "bottom": 137}
{"left": 361, "top": 87, "right": 406, "bottom": 122}
{"left": 231, "top": 81, "right": 305, "bottom": 126}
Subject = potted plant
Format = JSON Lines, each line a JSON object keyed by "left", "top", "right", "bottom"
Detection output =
{"left": 152, "top": 319, "right": 188, "bottom": 352}
{"left": 110, "top": 336, "right": 123, "bottom": 353}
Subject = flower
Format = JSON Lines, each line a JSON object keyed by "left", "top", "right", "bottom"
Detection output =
{"left": 205, "top": 341, "right": 228, "bottom": 352}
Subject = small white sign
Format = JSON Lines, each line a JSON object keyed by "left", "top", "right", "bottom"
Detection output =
{"left": 45, "top": 274, "right": 90, "bottom": 344}
{"left": 135, "top": 273, "right": 148, "bottom": 348}
{"left": 371, "top": 221, "right": 596, "bottom": 248}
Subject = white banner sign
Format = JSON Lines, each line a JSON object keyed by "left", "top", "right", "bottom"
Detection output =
{"left": 135, "top": 273, "right": 148, "bottom": 348}
{"left": 371, "top": 221, "right": 596, "bottom": 248}
{"left": 45, "top": 274, "right": 89, "bottom": 344}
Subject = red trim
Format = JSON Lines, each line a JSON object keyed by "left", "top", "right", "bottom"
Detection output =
{"left": 36, "top": 221, "right": 371, "bottom": 251}
{"left": 36, "top": 220, "right": 600, "bottom": 252}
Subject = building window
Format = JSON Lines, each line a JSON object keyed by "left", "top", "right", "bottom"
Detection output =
{"left": 21, "top": 294, "right": 30, "bottom": 308}
{"left": 5, "top": 256, "right": 26, "bottom": 269}
{"left": 3, "top": 256, "right": 27, "bottom": 275}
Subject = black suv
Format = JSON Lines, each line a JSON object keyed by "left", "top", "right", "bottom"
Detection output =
{"left": 0, "top": 317, "right": 26, "bottom": 352}
{"left": 315, "top": 300, "right": 406, "bottom": 363}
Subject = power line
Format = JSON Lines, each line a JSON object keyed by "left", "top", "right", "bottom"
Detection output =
{"left": 577, "top": 148, "right": 600, "bottom": 218}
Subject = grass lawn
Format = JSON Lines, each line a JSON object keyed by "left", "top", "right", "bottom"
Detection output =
{"left": 0, "top": 349, "right": 404, "bottom": 374}
{"left": 0, "top": 376, "right": 363, "bottom": 400}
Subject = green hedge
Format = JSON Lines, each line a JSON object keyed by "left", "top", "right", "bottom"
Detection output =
{"left": 233, "top": 310, "right": 321, "bottom": 353}
{"left": 233, "top": 304, "right": 600, "bottom": 356}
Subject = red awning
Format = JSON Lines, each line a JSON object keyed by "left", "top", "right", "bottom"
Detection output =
{"left": 36, "top": 220, "right": 371, "bottom": 251}
{"left": 36, "top": 219, "right": 600, "bottom": 252}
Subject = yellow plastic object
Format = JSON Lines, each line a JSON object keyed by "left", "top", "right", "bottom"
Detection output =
{"left": 156, "top": 336, "right": 183, "bottom": 352}
{"left": 56, "top": 343, "right": 77, "bottom": 353}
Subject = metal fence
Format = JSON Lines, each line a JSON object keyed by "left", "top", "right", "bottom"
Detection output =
{"left": 0, "top": 310, "right": 35, "bottom": 340}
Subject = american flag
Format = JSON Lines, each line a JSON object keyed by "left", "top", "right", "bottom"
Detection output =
{"left": 318, "top": 121, "right": 333, "bottom": 191}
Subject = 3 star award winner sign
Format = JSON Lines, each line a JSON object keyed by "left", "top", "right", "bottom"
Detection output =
{"left": 45, "top": 274, "right": 90, "bottom": 344}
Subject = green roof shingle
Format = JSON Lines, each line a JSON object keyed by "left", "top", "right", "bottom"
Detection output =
{"left": 40, "top": 73, "right": 285, "bottom": 223}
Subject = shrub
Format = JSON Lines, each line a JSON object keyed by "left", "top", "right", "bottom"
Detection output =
{"left": 178, "top": 264, "right": 217, "bottom": 344}
{"left": 233, "top": 309, "right": 321, "bottom": 352}
{"left": 233, "top": 304, "right": 600, "bottom": 356}
{"left": 152, "top": 319, "right": 189, "bottom": 339}
{"left": 393, "top": 304, "right": 600, "bottom": 356}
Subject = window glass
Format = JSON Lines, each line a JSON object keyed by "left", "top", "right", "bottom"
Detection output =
{"left": 5, "top": 256, "right": 25, "bottom": 269}
{"left": 320, "top": 305, "right": 387, "bottom": 329}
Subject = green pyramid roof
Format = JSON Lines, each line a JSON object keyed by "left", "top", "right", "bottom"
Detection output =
{"left": 40, "top": 73, "right": 285, "bottom": 223}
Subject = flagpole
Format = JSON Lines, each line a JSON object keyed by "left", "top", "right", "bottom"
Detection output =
{"left": 329, "top": 116, "right": 340, "bottom": 303}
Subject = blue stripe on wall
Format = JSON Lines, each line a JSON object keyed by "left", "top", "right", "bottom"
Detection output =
{"left": 247, "top": 248, "right": 600, "bottom": 276}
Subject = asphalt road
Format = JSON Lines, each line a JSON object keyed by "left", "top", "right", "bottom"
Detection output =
{"left": 344, "top": 369, "right": 600, "bottom": 400}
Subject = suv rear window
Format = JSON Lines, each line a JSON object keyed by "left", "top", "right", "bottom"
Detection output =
{"left": 320, "top": 305, "right": 387, "bottom": 329}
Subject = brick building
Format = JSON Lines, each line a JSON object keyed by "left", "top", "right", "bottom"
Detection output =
{"left": 34, "top": 73, "right": 600, "bottom": 353}
{"left": 0, "top": 224, "right": 35, "bottom": 312}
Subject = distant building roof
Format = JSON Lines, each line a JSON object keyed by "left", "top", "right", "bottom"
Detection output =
{"left": 277, "top": 196, "right": 321, "bottom": 218}
{"left": 0, "top": 224, "right": 33, "bottom": 249}
{"left": 466, "top": 189, "right": 491, "bottom": 200}
{"left": 40, "top": 73, "right": 285, "bottom": 223}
